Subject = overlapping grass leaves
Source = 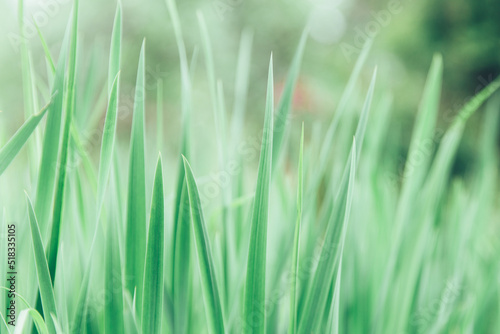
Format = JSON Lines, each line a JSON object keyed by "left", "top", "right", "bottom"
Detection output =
{"left": 183, "top": 157, "right": 225, "bottom": 334}
{"left": 243, "top": 56, "right": 274, "bottom": 334}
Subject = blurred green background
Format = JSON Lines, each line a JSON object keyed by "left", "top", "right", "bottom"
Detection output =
{"left": 1, "top": 0, "right": 499, "bottom": 176}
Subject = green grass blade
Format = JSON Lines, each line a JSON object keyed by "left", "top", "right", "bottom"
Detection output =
{"left": 0, "top": 99, "right": 52, "bottom": 176}
{"left": 68, "top": 124, "right": 98, "bottom": 193}
{"left": 318, "top": 67, "right": 376, "bottom": 223}
{"left": 70, "top": 267, "right": 91, "bottom": 334}
{"left": 107, "top": 3, "right": 123, "bottom": 249}
{"left": 314, "top": 68, "right": 377, "bottom": 232}
{"left": 230, "top": 29, "right": 253, "bottom": 149}
{"left": 46, "top": 0, "right": 79, "bottom": 284}
{"left": 13, "top": 309, "right": 49, "bottom": 334}
{"left": 50, "top": 315, "right": 64, "bottom": 334}
{"left": 157, "top": 79, "right": 164, "bottom": 152}
{"left": 318, "top": 39, "right": 372, "bottom": 172}
{"left": 243, "top": 56, "right": 274, "bottom": 334}
{"left": 272, "top": 29, "right": 308, "bottom": 166}
{"left": 479, "top": 93, "right": 500, "bottom": 164}
{"left": 123, "top": 293, "right": 140, "bottom": 334}
{"left": 41, "top": 0, "right": 78, "bottom": 328}
{"left": 400, "top": 54, "right": 443, "bottom": 203}
{"left": 324, "top": 143, "right": 357, "bottom": 334}
{"left": 327, "top": 256, "right": 343, "bottom": 334}
{"left": 197, "top": 11, "right": 234, "bottom": 310}
{"left": 289, "top": 123, "right": 304, "bottom": 334}
{"left": 425, "top": 74, "right": 500, "bottom": 204}
{"left": 125, "top": 40, "right": 147, "bottom": 314}
{"left": 196, "top": 11, "right": 218, "bottom": 131}
{"left": 101, "top": 68, "right": 123, "bottom": 334}
{"left": 104, "top": 217, "right": 124, "bottom": 334}
{"left": 165, "top": 0, "right": 192, "bottom": 133}
{"left": 391, "top": 73, "right": 500, "bottom": 334}
{"left": 108, "top": 2, "right": 122, "bottom": 94}
{"left": 34, "top": 22, "right": 70, "bottom": 232}
{"left": 231, "top": 30, "right": 253, "bottom": 153}
{"left": 172, "top": 175, "right": 191, "bottom": 334}
{"left": 197, "top": 11, "right": 229, "bottom": 181}
{"left": 452, "top": 76, "right": 500, "bottom": 125}
{"left": 165, "top": 0, "right": 192, "bottom": 235}
{"left": 33, "top": 21, "right": 55, "bottom": 75}
{"left": 142, "top": 156, "right": 165, "bottom": 334}
{"left": 0, "top": 291, "right": 46, "bottom": 334}
{"left": 0, "top": 310, "right": 10, "bottom": 334}
{"left": 353, "top": 68, "right": 377, "bottom": 162}
{"left": 298, "top": 139, "right": 356, "bottom": 333}
{"left": 215, "top": 80, "right": 233, "bottom": 309}
{"left": 375, "top": 55, "right": 443, "bottom": 329}
{"left": 96, "top": 72, "right": 120, "bottom": 219}
{"left": 165, "top": 2, "right": 193, "bottom": 332}
{"left": 183, "top": 156, "right": 225, "bottom": 334}
{"left": 26, "top": 195, "right": 57, "bottom": 334}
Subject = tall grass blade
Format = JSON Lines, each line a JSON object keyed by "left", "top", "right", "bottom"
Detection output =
{"left": 33, "top": 21, "right": 55, "bottom": 75}
{"left": 183, "top": 156, "right": 226, "bottom": 334}
{"left": 352, "top": 68, "right": 377, "bottom": 162}
{"left": 230, "top": 29, "right": 252, "bottom": 252}
{"left": 425, "top": 74, "right": 500, "bottom": 207}
{"left": 50, "top": 315, "right": 64, "bottom": 334}
{"left": 230, "top": 29, "right": 253, "bottom": 150}
{"left": 157, "top": 79, "right": 164, "bottom": 152}
{"left": 34, "top": 19, "right": 70, "bottom": 234}
{"left": 288, "top": 123, "right": 304, "bottom": 334}
{"left": 317, "top": 67, "right": 376, "bottom": 224}
{"left": 196, "top": 11, "right": 218, "bottom": 129}
{"left": 108, "top": 1, "right": 124, "bottom": 251}
{"left": 272, "top": 29, "right": 308, "bottom": 166}
{"left": 0, "top": 99, "right": 52, "bottom": 176}
{"left": 104, "top": 217, "right": 124, "bottom": 334}
{"left": 0, "top": 311, "right": 9, "bottom": 334}
{"left": 327, "top": 256, "right": 343, "bottom": 334}
{"left": 96, "top": 72, "right": 120, "bottom": 219}
{"left": 197, "top": 11, "right": 234, "bottom": 310}
{"left": 13, "top": 309, "right": 48, "bottom": 334}
{"left": 108, "top": 2, "right": 122, "bottom": 93}
{"left": 317, "top": 39, "right": 372, "bottom": 173}
{"left": 298, "top": 139, "right": 356, "bottom": 333}
{"left": 125, "top": 40, "right": 147, "bottom": 314}
{"left": 165, "top": 1, "right": 193, "bottom": 332}
{"left": 70, "top": 268, "right": 91, "bottom": 334}
{"left": 45, "top": 0, "right": 78, "bottom": 285}
{"left": 243, "top": 56, "right": 274, "bottom": 334}
{"left": 390, "top": 73, "right": 500, "bottom": 334}
{"left": 172, "top": 176, "right": 191, "bottom": 334}
{"left": 142, "top": 156, "right": 165, "bottom": 334}
{"left": 375, "top": 54, "right": 443, "bottom": 331}
{"left": 26, "top": 195, "right": 57, "bottom": 334}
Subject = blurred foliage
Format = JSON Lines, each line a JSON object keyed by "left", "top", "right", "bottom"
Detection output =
{"left": 0, "top": 0, "right": 499, "bottom": 165}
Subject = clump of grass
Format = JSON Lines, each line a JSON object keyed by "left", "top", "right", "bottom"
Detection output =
{"left": 1, "top": 0, "right": 500, "bottom": 333}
